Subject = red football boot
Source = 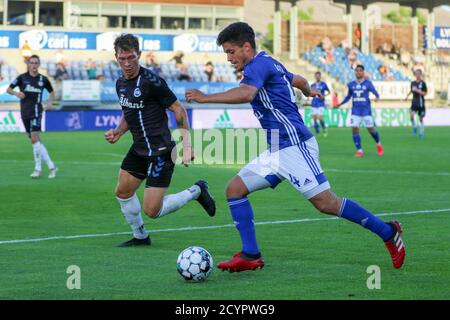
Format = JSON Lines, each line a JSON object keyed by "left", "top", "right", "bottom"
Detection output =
{"left": 217, "top": 252, "right": 265, "bottom": 272}
{"left": 354, "top": 150, "right": 364, "bottom": 157}
{"left": 384, "top": 221, "right": 406, "bottom": 269}
{"left": 377, "top": 144, "right": 384, "bottom": 156}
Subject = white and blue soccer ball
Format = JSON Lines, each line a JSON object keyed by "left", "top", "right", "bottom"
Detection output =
{"left": 176, "top": 246, "right": 213, "bottom": 282}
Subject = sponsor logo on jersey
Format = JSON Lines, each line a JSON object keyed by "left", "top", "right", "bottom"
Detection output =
{"left": 24, "top": 84, "right": 42, "bottom": 93}
{"left": 119, "top": 95, "right": 144, "bottom": 109}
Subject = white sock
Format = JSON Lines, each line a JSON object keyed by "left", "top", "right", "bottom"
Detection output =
{"left": 420, "top": 122, "right": 425, "bottom": 134}
{"left": 32, "top": 142, "right": 42, "bottom": 171}
{"left": 156, "top": 185, "right": 201, "bottom": 218}
{"left": 117, "top": 193, "right": 148, "bottom": 239}
{"left": 40, "top": 143, "right": 55, "bottom": 170}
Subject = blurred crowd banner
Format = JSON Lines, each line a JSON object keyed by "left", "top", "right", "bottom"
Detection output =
{"left": 1, "top": 108, "right": 450, "bottom": 133}
{"left": 424, "top": 26, "right": 450, "bottom": 50}
{"left": 0, "top": 30, "right": 221, "bottom": 53}
{"left": 63, "top": 81, "right": 101, "bottom": 101}
{"left": 373, "top": 81, "right": 434, "bottom": 100}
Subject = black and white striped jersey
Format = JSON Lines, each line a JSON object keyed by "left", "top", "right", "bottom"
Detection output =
{"left": 9, "top": 73, "right": 53, "bottom": 119}
{"left": 116, "top": 66, "right": 177, "bottom": 157}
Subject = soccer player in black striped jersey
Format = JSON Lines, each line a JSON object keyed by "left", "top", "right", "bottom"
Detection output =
{"left": 104, "top": 34, "right": 216, "bottom": 247}
{"left": 405, "top": 69, "right": 427, "bottom": 138}
{"left": 7, "top": 55, "right": 57, "bottom": 179}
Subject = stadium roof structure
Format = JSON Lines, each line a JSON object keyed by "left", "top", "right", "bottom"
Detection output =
{"left": 269, "top": 0, "right": 442, "bottom": 59}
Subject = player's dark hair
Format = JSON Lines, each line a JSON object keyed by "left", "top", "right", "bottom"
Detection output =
{"left": 114, "top": 34, "right": 140, "bottom": 54}
{"left": 356, "top": 64, "right": 365, "bottom": 71}
{"left": 315, "top": 71, "right": 321, "bottom": 75}
{"left": 28, "top": 54, "right": 40, "bottom": 62}
{"left": 216, "top": 22, "right": 256, "bottom": 49}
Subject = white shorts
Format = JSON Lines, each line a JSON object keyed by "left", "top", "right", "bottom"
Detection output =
{"left": 311, "top": 107, "right": 325, "bottom": 116}
{"left": 350, "top": 115, "right": 375, "bottom": 128}
{"left": 238, "top": 137, "right": 331, "bottom": 199}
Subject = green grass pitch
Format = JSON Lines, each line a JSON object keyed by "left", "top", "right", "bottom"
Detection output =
{"left": 0, "top": 127, "right": 449, "bottom": 299}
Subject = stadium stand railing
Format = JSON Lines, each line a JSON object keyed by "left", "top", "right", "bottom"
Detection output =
{"left": 303, "top": 47, "right": 409, "bottom": 85}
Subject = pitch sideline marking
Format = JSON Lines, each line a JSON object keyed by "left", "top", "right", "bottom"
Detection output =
{"left": 0, "top": 208, "right": 449, "bottom": 245}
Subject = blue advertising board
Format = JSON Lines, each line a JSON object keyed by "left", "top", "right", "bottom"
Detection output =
{"left": 0, "top": 30, "right": 220, "bottom": 52}
{"left": 45, "top": 109, "right": 192, "bottom": 131}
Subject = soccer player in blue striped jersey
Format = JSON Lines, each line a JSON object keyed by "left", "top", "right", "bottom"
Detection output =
{"left": 310, "top": 71, "right": 330, "bottom": 136}
{"left": 335, "top": 65, "right": 384, "bottom": 157}
{"left": 185, "top": 22, "right": 405, "bottom": 271}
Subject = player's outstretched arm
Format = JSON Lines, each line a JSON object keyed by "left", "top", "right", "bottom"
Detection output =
{"left": 185, "top": 83, "right": 258, "bottom": 104}
{"left": 168, "top": 101, "right": 194, "bottom": 167}
{"left": 6, "top": 87, "right": 25, "bottom": 99}
{"left": 336, "top": 86, "right": 352, "bottom": 108}
{"left": 105, "top": 112, "right": 128, "bottom": 144}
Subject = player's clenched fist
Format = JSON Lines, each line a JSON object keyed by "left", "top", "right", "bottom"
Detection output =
{"left": 104, "top": 129, "right": 121, "bottom": 144}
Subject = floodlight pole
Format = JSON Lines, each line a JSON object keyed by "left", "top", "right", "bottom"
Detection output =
{"left": 289, "top": 0, "right": 298, "bottom": 60}
{"left": 274, "top": 0, "right": 282, "bottom": 55}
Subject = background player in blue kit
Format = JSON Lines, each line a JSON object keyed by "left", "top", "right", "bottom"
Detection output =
{"left": 186, "top": 22, "right": 405, "bottom": 272}
{"left": 310, "top": 71, "right": 330, "bottom": 137}
{"left": 7, "top": 55, "right": 58, "bottom": 179}
{"left": 335, "top": 65, "right": 384, "bottom": 157}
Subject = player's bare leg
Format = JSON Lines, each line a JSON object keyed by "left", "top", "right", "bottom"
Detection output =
{"left": 367, "top": 127, "right": 383, "bottom": 156}
{"left": 29, "top": 132, "right": 42, "bottom": 178}
{"left": 217, "top": 176, "right": 265, "bottom": 272}
{"left": 352, "top": 127, "right": 364, "bottom": 157}
{"left": 29, "top": 131, "right": 57, "bottom": 179}
{"left": 143, "top": 182, "right": 215, "bottom": 220}
{"left": 418, "top": 115, "right": 425, "bottom": 138}
{"left": 319, "top": 114, "right": 327, "bottom": 137}
{"left": 313, "top": 114, "right": 320, "bottom": 135}
{"left": 309, "top": 189, "right": 405, "bottom": 268}
{"left": 410, "top": 111, "right": 417, "bottom": 136}
{"left": 115, "top": 169, "right": 150, "bottom": 247}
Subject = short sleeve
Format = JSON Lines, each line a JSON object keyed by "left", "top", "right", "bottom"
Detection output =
{"left": 44, "top": 77, "right": 54, "bottom": 93}
{"left": 9, "top": 75, "right": 21, "bottom": 89}
{"left": 422, "top": 81, "right": 428, "bottom": 93}
{"left": 148, "top": 76, "right": 177, "bottom": 108}
{"left": 240, "top": 62, "right": 270, "bottom": 90}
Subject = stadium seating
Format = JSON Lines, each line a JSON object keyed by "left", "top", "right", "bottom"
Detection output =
{"left": 40, "top": 59, "right": 239, "bottom": 83}
{"left": 0, "top": 63, "right": 19, "bottom": 82}
{"left": 304, "top": 47, "right": 409, "bottom": 84}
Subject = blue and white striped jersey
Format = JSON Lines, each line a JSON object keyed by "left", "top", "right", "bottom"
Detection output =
{"left": 240, "top": 51, "right": 313, "bottom": 151}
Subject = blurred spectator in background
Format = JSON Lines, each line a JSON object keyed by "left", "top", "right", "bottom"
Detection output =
{"left": 170, "top": 50, "right": 187, "bottom": 69}
{"left": 378, "top": 62, "right": 394, "bottom": 81}
{"left": 54, "top": 62, "right": 69, "bottom": 81}
{"left": 53, "top": 62, "right": 69, "bottom": 100}
{"left": 354, "top": 24, "right": 362, "bottom": 49}
{"left": 204, "top": 61, "right": 216, "bottom": 82}
{"left": 21, "top": 40, "right": 32, "bottom": 62}
{"left": 55, "top": 49, "right": 65, "bottom": 65}
{"left": 178, "top": 66, "right": 192, "bottom": 82}
{"left": 85, "top": 58, "right": 97, "bottom": 80}
{"left": 412, "top": 51, "right": 426, "bottom": 74}
{"left": 170, "top": 51, "right": 191, "bottom": 81}
{"left": 400, "top": 48, "right": 411, "bottom": 69}
{"left": 145, "top": 51, "right": 162, "bottom": 76}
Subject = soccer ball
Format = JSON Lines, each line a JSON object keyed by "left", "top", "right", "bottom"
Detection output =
{"left": 176, "top": 246, "right": 213, "bottom": 282}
